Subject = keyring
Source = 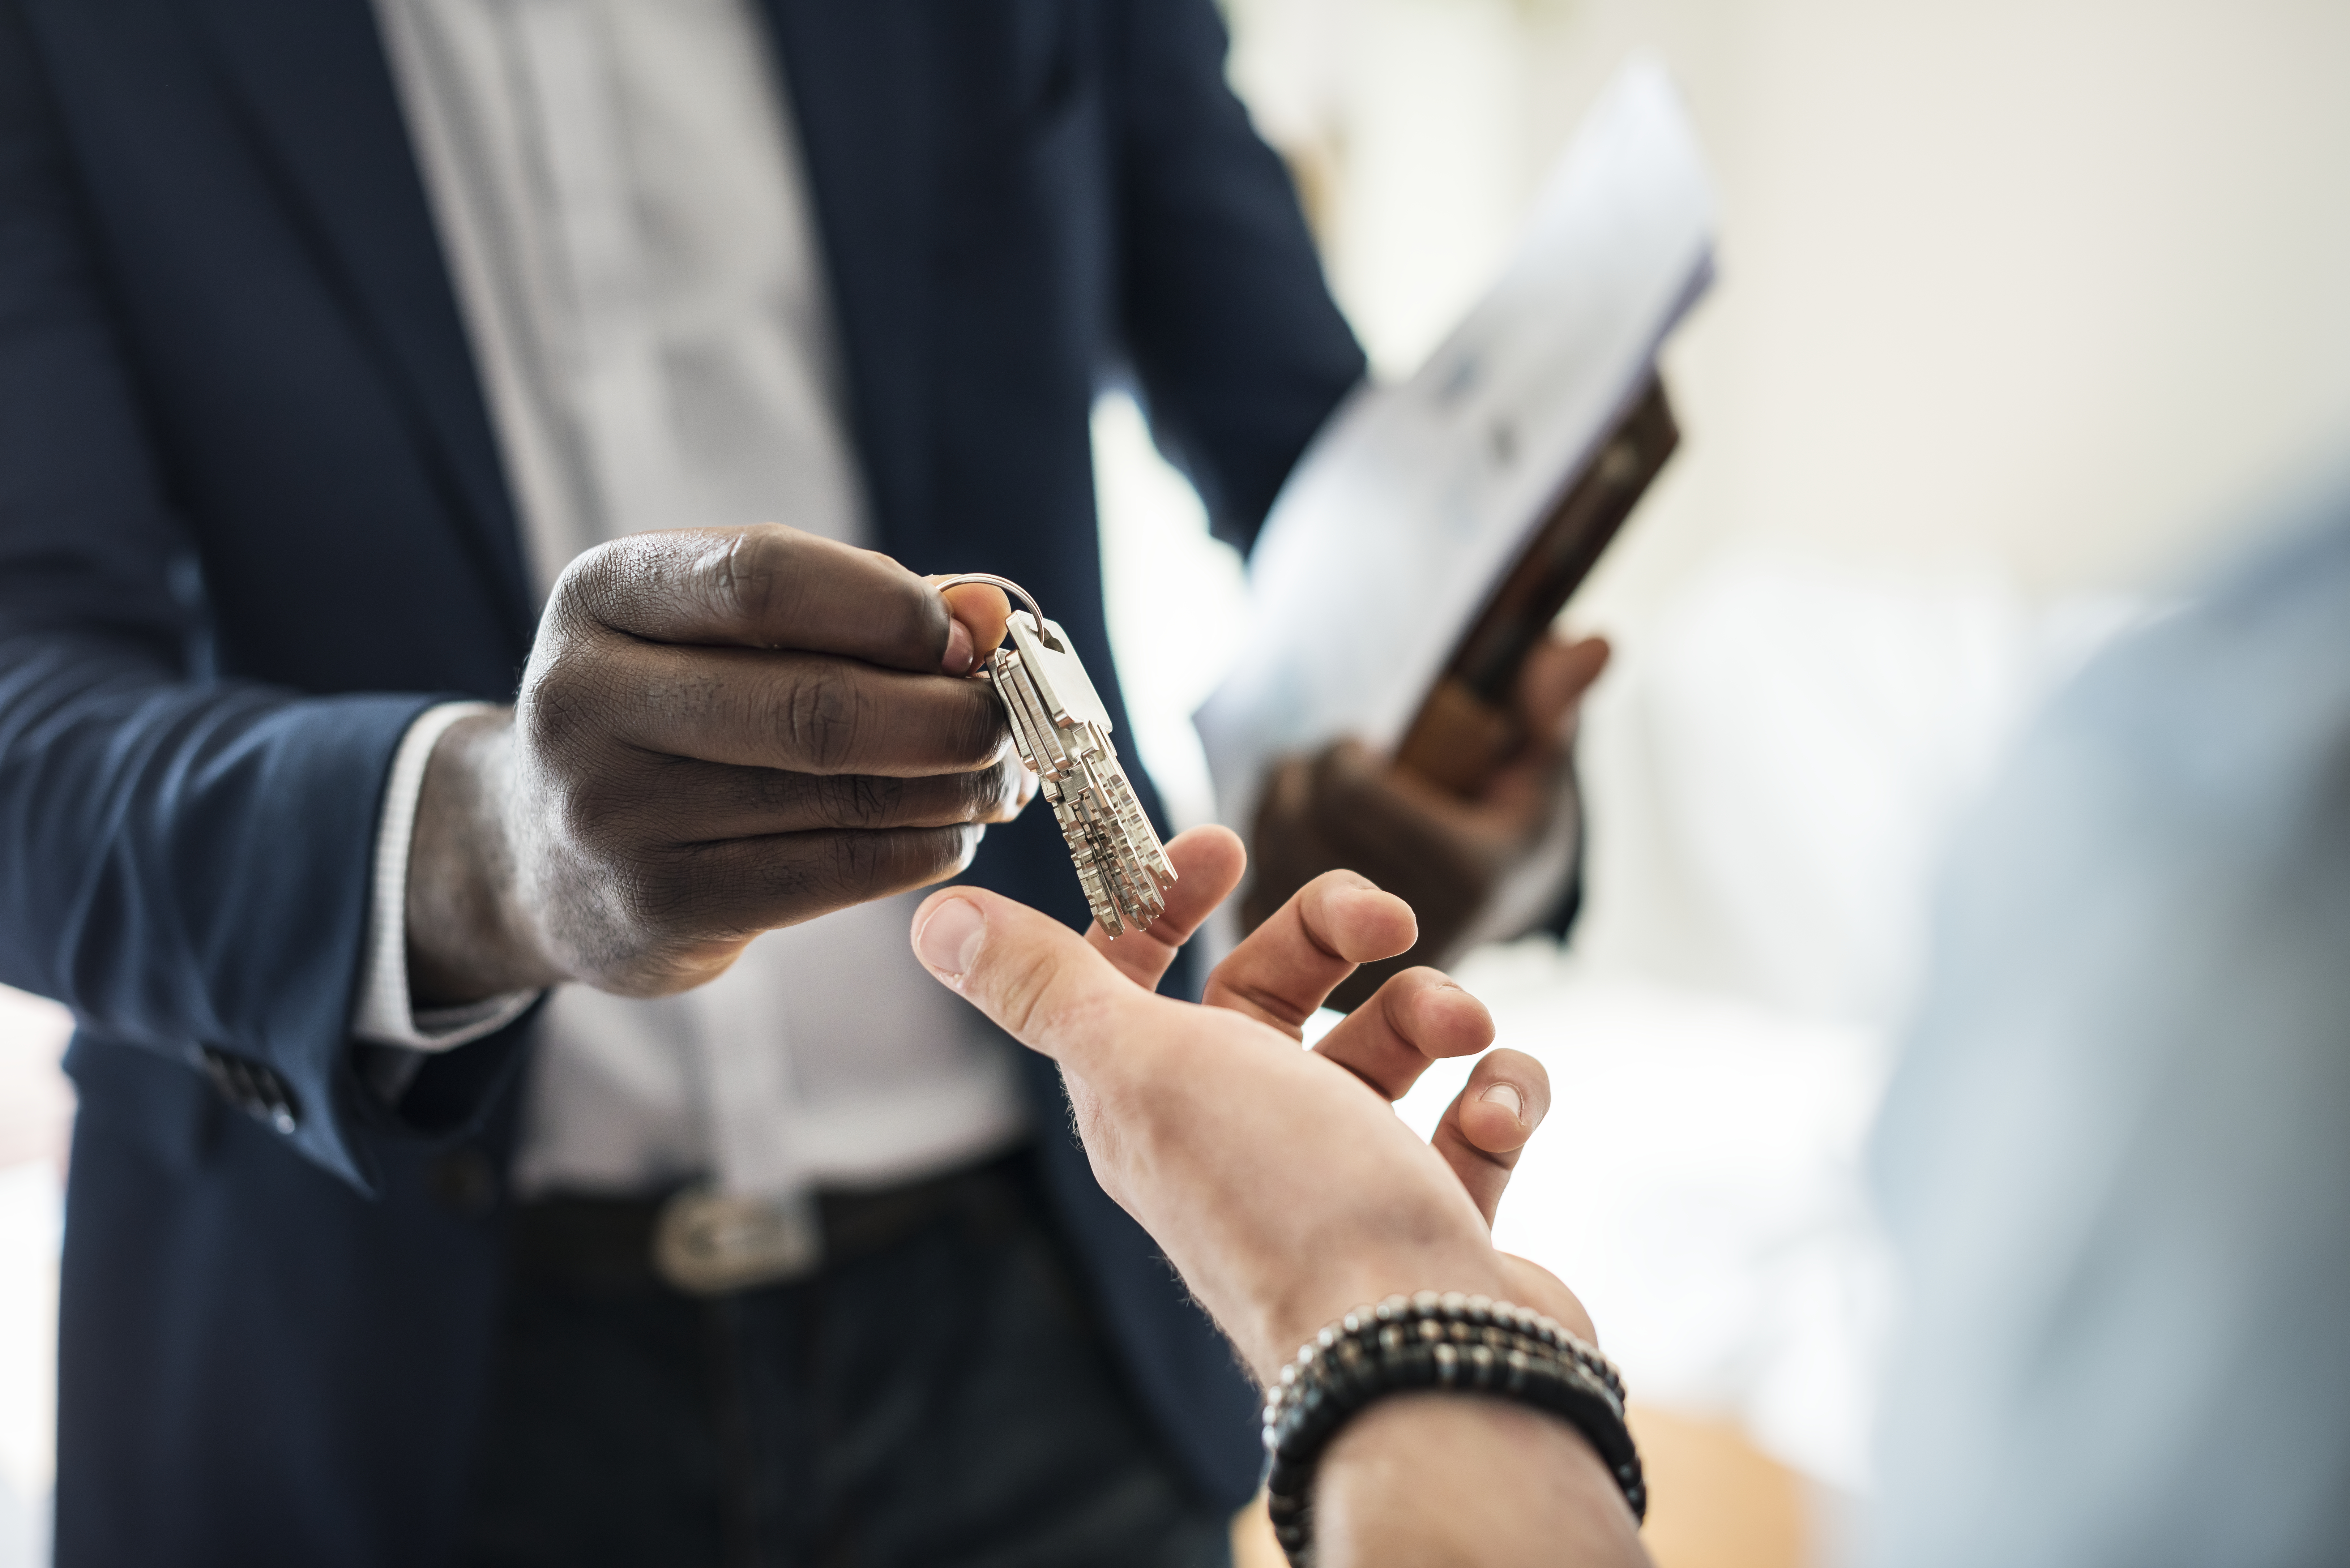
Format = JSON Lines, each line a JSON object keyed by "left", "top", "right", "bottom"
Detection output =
{"left": 932, "top": 572, "right": 1059, "bottom": 650}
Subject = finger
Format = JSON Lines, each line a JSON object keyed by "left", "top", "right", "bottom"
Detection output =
{"left": 608, "top": 823, "right": 992, "bottom": 994}
{"left": 573, "top": 753, "right": 1031, "bottom": 841}
{"left": 1317, "top": 738, "right": 1485, "bottom": 839}
{"left": 1326, "top": 732, "right": 1544, "bottom": 845}
{"left": 931, "top": 579, "right": 1013, "bottom": 668}
{"left": 1085, "top": 825, "right": 1248, "bottom": 992}
{"left": 587, "top": 643, "right": 1008, "bottom": 776}
{"left": 1311, "top": 967, "right": 1494, "bottom": 1100}
{"left": 1430, "top": 1048, "right": 1550, "bottom": 1227}
{"left": 1516, "top": 635, "right": 1610, "bottom": 734}
{"left": 1205, "top": 870, "right": 1416, "bottom": 1036}
{"left": 1455, "top": 638, "right": 1605, "bottom": 820}
{"left": 557, "top": 525, "right": 968, "bottom": 674}
{"left": 910, "top": 885, "right": 1155, "bottom": 1075}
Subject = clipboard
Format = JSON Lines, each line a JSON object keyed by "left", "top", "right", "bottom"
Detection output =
{"left": 1195, "top": 58, "right": 1717, "bottom": 839}
{"left": 1394, "top": 376, "right": 1678, "bottom": 795}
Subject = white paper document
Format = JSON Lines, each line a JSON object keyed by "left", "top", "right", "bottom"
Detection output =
{"left": 1194, "top": 59, "right": 1717, "bottom": 833}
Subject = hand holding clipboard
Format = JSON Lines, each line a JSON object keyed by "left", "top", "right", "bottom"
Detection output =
{"left": 1196, "top": 62, "right": 1715, "bottom": 1003}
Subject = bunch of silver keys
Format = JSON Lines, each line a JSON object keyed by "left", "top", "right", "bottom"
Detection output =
{"left": 938, "top": 574, "right": 1176, "bottom": 936}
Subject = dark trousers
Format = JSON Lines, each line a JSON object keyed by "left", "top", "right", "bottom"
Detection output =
{"left": 456, "top": 1152, "right": 1232, "bottom": 1568}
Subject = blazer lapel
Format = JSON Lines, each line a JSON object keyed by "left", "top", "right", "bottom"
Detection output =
{"left": 758, "top": 0, "right": 938, "bottom": 563}
{"left": 183, "top": 0, "right": 535, "bottom": 631}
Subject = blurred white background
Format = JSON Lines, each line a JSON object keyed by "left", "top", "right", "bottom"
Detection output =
{"left": 1104, "top": 0, "right": 2350, "bottom": 1559}
{"left": 0, "top": 987, "right": 65, "bottom": 1568}
{"left": 5, "top": 1, "right": 2350, "bottom": 1563}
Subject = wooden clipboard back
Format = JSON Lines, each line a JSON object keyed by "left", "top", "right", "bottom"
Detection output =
{"left": 1393, "top": 377, "right": 1679, "bottom": 796}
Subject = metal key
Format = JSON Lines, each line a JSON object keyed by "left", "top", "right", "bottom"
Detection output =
{"left": 936, "top": 575, "right": 1176, "bottom": 936}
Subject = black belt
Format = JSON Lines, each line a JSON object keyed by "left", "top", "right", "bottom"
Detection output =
{"left": 504, "top": 1148, "right": 1033, "bottom": 1298}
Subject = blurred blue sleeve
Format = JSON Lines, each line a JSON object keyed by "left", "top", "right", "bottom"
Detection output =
{"left": 1866, "top": 489, "right": 2350, "bottom": 1567}
{"left": 1104, "top": 0, "right": 1367, "bottom": 553}
{"left": 0, "top": 3, "right": 443, "bottom": 1193}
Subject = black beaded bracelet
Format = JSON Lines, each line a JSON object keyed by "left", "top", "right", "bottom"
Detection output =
{"left": 1261, "top": 1292, "right": 1645, "bottom": 1565}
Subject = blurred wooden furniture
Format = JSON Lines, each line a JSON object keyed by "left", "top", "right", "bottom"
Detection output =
{"left": 1631, "top": 1405, "right": 1809, "bottom": 1568}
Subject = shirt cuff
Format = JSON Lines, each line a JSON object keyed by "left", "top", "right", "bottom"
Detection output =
{"left": 352, "top": 701, "right": 542, "bottom": 1051}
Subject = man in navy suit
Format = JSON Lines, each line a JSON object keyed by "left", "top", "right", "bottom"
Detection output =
{"left": 0, "top": 0, "right": 1597, "bottom": 1561}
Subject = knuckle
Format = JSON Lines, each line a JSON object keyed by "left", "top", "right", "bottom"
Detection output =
{"left": 616, "top": 862, "right": 696, "bottom": 938}
{"left": 852, "top": 773, "right": 905, "bottom": 827}
{"left": 774, "top": 663, "right": 865, "bottom": 772}
{"left": 828, "top": 773, "right": 905, "bottom": 830}
{"left": 992, "top": 944, "right": 1068, "bottom": 1043}
{"left": 516, "top": 655, "right": 607, "bottom": 762}
{"left": 547, "top": 537, "right": 622, "bottom": 620}
{"left": 1231, "top": 978, "right": 1315, "bottom": 1031}
{"left": 702, "top": 524, "right": 793, "bottom": 637}
{"left": 1294, "top": 884, "right": 1359, "bottom": 961}
{"left": 1376, "top": 973, "right": 1426, "bottom": 1039}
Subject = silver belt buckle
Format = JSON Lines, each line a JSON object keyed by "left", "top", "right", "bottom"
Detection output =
{"left": 651, "top": 1183, "right": 823, "bottom": 1295}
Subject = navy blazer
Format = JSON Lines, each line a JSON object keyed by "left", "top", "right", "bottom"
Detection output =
{"left": 0, "top": 0, "right": 1365, "bottom": 1561}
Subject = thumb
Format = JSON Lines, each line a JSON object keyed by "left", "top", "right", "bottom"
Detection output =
{"left": 910, "top": 887, "right": 1141, "bottom": 1072}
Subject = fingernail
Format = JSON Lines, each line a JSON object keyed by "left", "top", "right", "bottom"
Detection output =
{"left": 1479, "top": 1082, "right": 1524, "bottom": 1121}
{"left": 943, "top": 618, "right": 975, "bottom": 675}
{"left": 916, "top": 897, "right": 987, "bottom": 980}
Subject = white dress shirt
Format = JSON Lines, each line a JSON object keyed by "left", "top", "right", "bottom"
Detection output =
{"left": 357, "top": 0, "right": 1026, "bottom": 1201}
